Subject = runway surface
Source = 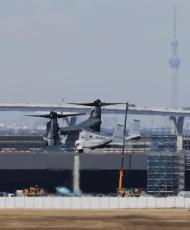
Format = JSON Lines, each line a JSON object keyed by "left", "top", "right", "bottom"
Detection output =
{"left": 0, "top": 209, "right": 189, "bottom": 230}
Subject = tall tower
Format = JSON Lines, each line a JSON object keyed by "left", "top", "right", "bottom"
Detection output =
{"left": 169, "top": 5, "right": 180, "bottom": 108}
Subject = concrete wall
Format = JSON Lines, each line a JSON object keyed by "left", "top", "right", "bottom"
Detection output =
{"left": 0, "top": 196, "right": 189, "bottom": 209}
{"left": 0, "top": 152, "right": 147, "bottom": 170}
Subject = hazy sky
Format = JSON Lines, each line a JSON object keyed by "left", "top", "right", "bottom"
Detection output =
{"left": 0, "top": 0, "right": 189, "bottom": 108}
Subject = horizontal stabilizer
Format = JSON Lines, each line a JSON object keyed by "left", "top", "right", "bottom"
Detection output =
{"left": 125, "top": 134, "right": 140, "bottom": 140}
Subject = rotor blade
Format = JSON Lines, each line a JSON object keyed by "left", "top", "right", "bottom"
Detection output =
{"left": 25, "top": 114, "right": 51, "bottom": 119}
{"left": 56, "top": 112, "right": 85, "bottom": 118}
{"left": 68, "top": 102, "right": 124, "bottom": 107}
{"left": 101, "top": 103, "right": 125, "bottom": 106}
{"left": 68, "top": 102, "right": 94, "bottom": 106}
{"left": 25, "top": 112, "right": 85, "bottom": 119}
{"left": 46, "top": 120, "right": 51, "bottom": 135}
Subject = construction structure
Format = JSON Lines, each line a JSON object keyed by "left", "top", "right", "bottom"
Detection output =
{"left": 147, "top": 150, "right": 185, "bottom": 196}
{"left": 150, "top": 135, "right": 176, "bottom": 151}
{"left": 147, "top": 133, "right": 185, "bottom": 196}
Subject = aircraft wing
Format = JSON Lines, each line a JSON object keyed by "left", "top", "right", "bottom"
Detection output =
{"left": 90, "top": 138, "right": 113, "bottom": 148}
{"left": 60, "top": 125, "right": 83, "bottom": 134}
{"left": 60, "top": 121, "right": 94, "bottom": 134}
{"left": 0, "top": 103, "right": 190, "bottom": 116}
{"left": 79, "top": 138, "right": 113, "bottom": 149}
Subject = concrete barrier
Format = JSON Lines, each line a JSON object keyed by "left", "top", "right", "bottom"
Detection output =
{"left": 24, "top": 197, "right": 34, "bottom": 209}
{"left": 15, "top": 197, "right": 25, "bottom": 208}
{"left": 138, "top": 197, "right": 147, "bottom": 208}
{"left": 165, "top": 197, "right": 175, "bottom": 208}
{"left": 146, "top": 197, "right": 156, "bottom": 208}
{"left": 89, "top": 197, "right": 99, "bottom": 209}
{"left": 175, "top": 197, "right": 184, "bottom": 208}
{"left": 128, "top": 197, "right": 138, "bottom": 208}
{"left": 80, "top": 197, "right": 90, "bottom": 209}
{"left": 108, "top": 197, "right": 119, "bottom": 209}
{"left": 184, "top": 198, "right": 190, "bottom": 208}
{"left": 71, "top": 197, "right": 81, "bottom": 209}
{"left": 52, "top": 197, "right": 62, "bottom": 209}
{"left": 43, "top": 197, "right": 54, "bottom": 209}
{"left": 34, "top": 197, "right": 43, "bottom": 209}
{"left": 118, "top": 197, "right": 128, "bottom": 208}
{"left": 5, "top": 197, "right": 15, "bottom": 208}
{"left": 62, "top": 197, "right": 71, "bottom": 209}
{"left": 0, "top": 197, "right": 5, "bottom": 208}
{"left": 0, "top": 196, "right": 189, "bottom": 209}
{"left": 155, "top": 198, "right": 166, "bottom": 208}
{"left": 99, "top": 197, "right": 109, "bottom": 209}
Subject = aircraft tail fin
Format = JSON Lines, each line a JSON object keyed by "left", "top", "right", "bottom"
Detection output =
{"left": 112, "top": 122, "right": 140, "bottom": 143}
{"left": 130, "top": 119, "right": 141, "bottom": 136}
{"left": 112, "top": 124, "right": 124, "bottom": 141}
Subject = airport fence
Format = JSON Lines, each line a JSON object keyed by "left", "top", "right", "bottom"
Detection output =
{"left": 0, "top": 196, "right": 189, "bottom": 209}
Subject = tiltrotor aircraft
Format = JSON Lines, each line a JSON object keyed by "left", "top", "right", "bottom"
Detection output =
{"left": 26, "top": 99, "right": 123, "bottom": 147}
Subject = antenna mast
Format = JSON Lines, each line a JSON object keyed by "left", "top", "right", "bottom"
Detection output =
{"left": 169, "top": 5, "right": 181, "bottom": 108}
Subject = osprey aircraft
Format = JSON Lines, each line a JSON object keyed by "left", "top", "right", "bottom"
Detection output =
{"left": 26, "top": 99, "right": 124, "bottom": 147}
{"left": 59, "top": 99, "right": 124, "bottom": 146}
